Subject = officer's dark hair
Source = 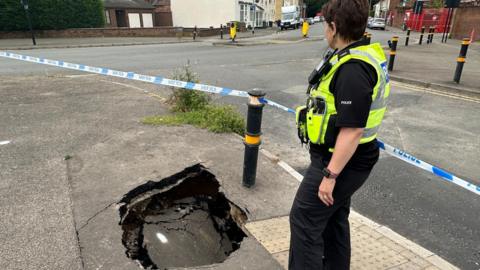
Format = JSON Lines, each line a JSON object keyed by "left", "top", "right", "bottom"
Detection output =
{"left": 322, "top": 0, "right": 369, "bottom": 42}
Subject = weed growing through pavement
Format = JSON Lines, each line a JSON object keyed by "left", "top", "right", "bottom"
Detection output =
{"left": 142, "top": 64, "right": 245, "bottom": 135}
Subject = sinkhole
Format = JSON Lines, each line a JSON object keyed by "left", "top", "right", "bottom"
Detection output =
{"left": 118, "top": 164, "right": 248, "bottom": 269}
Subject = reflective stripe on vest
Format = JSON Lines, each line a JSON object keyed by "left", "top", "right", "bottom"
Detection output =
{"left": 309, "top": 43, "right": 390, "bottom": 145}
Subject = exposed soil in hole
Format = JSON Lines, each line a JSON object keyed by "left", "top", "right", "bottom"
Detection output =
{"left": 118, "top": 164, "right": 248, "bottom": 269}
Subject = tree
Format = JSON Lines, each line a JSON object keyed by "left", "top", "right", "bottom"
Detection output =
{"left": 304, "top": 0, "right": 328, "bottom": 17}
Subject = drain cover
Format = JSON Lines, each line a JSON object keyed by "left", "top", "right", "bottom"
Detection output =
{"left": 118, "top": 164, "right": 248, "bottom": 269}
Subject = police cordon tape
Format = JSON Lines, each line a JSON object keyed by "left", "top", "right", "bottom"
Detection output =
{"left": 1, "top": 50, "right": 478, "bottom": 196}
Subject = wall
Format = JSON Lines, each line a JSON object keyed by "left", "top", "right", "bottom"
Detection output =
{"left": 391, "top": 8, "right": 407, "bottom": 28}
{"left": 153, "top": 0, "right": 173, "bottom": 26}
{"left": 451, "top": 7, "right": 480, "bottom": 40}
{"left": 257, "top": 0, "right": 276, "bottom": 23}
{"left": 275, "top": 0, "right": 283, "bottom": 21}
{"left": 155, "top": 11, "right": 173, "bottom": 26}
{"left": 0, "top": 27, "right": 223, "bottom": 39}
{"left": 171, "top": 0, "right": 237, "bottom": 28}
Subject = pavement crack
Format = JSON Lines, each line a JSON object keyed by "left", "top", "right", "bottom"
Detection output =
{"left": 78, "top": 202, "right": 116, "bottom": 232}
{"left": 65, "top": 156, "right": 85, "bottom": 269}
{"left": 390, "top": 113, "right": 407, "bottom": 150}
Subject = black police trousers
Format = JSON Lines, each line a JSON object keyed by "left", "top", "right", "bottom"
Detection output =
{"left": 288, "top": 151, "right": 372, "bottom": 270}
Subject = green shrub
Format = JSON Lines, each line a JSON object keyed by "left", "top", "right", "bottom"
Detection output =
{"left": 168, "top": 65, "right": 210, "bottom": 112}
{"left": 0, "top": 0, "right": 105, "bottom": 31}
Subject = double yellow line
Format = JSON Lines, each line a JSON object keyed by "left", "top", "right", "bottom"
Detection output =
{"left": 391, "top": 81, "right": 480, "bottom": 104}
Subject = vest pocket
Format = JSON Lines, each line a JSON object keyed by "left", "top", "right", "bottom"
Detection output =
{"left": 323, "top": 114, "right": 339, "bottom": 147}
{"left": 295, "top": 105, "right": 308, "bottom": 144}
{"left": 306, "top": 96, "right": 328, "bottom": 144}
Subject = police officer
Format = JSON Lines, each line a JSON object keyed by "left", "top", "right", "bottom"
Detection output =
{"left": 289, "top": 0, "right": 390, "bottom": 269}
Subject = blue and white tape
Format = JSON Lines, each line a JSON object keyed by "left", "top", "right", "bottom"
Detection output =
{"left": 1, "top": 51, "right": 478, "bottom": 196}
{"left": 377, "top": 141, "right": 479, "bottom": 195}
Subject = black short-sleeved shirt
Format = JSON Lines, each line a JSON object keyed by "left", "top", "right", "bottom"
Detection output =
{"left": 310, "top": 43, "right": 380, "bottom": 171}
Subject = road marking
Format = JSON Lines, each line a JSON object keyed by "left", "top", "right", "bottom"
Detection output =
{"left": 391, "top": 81, "right": 480, "bottom": 104}
{"left": 0, "top": 140, "right": 11, "bottom": 145}
{"left": 65, "top": 74, "right": 98, "bottom": 78}
{"left": 100, "top": 79, "right": 167, "bottom": 102}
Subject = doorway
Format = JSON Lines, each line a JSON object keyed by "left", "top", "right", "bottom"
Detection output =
{"left": 115, "top": 10, "right": 127, "bottom": 27}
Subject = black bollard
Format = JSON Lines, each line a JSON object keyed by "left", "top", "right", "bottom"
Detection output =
{"left": 193, "top": 25, "right": 197, "bottom": 40}
{"left": 220, "top": 24, "right": 223, "bottom": 39}
{"left": 405, "top": 28, "right": 411, "bottom": 46}
{"left": 367, "top": 33, "right": 372, "bottom": 44}
{"left": 429, "top": 26, "right": 435, "bottom": 44}
{"left": 426, "top": 27, "right": 430, "bottom": 44}
{"left": 419, "top": 26, "right": 425, "bottom": 45}
{"left": 242, "top": 90, "right": 265, "bottom": 188}
{"left": 453, "top": 38, "right": 470, "bottom": 83}
{"left": 388, "top": 36, "right": 398, "bottom": 71}
{"left": 426, "top": 26, "right": 431, "bottom": 44}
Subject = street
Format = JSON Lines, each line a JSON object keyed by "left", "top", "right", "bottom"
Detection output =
{"left": 1, "top": 23, "right": 479, "bottom": 269}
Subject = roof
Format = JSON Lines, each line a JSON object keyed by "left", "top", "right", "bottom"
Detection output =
{"left": 103, "top": 0, "right": 155, "bottom": 9}
{"left": 150, "top": 0, "right": 169, "bottom": 5}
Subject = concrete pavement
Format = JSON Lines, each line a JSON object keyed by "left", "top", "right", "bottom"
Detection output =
{"left": 1, "top": 33, "right": 479, "bottom": 268}
{"left": 385, "top": 35, "right": 480, "bottom": 97}
{"left": 0, "top": 73, "right": 460, "bottom": 269}
{"left": 0, "top": 28, "right": 278, "bottom": 50}
{"left": 0, "top": 25, "right": 323, "bottom": 50}
{"left": 0, "top": 37, "right": 196, "bottom": 50}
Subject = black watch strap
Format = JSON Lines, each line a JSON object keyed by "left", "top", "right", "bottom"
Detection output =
{"left": 322, "top": 168, "right": 339, "bottom": 179}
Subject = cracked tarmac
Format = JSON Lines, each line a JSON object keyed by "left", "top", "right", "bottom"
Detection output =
{"left": 6, "top": 74, "right": 292, "bottom": 270}
{"left": 118, "top": 165, "right": 248, "bottom": 269}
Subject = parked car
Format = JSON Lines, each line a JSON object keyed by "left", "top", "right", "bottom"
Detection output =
{"left": 367, "top": 17, "right": 374, "bottom": 25}
{"left": 306, "top": 17, "right": 314, "bottom": 25}
{"left": 313, "top": 16, "right": 321, "bottom": 23}
{"left": 368, "top": 18, "right": 386, "bottom": 30}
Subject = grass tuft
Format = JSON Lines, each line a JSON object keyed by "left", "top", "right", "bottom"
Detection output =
{"left": 143, "top": 64, "right": 245, "bottom": 135}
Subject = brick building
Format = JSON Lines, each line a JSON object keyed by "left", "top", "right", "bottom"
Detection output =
{"left": 148, "top": 0, "right": 173, "bottom": 26}
{"left": 104, "top": 0, "right": 156, "bottom": 28}
{"left": 451, "top": 0, "right": 480, "bottom": 40}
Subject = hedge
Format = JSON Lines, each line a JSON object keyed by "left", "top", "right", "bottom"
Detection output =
{"left": 0, "top": 0, "right": 105, "bottom": 31}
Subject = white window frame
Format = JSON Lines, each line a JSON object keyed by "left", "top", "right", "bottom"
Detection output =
{"left": 105, "top": 10, "right": 110, "bottom": 24}
{"left": 142, "top": 13, "right": 153, "bottom": 27}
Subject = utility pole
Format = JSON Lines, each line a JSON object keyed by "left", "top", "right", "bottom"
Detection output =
{"left": 21, "top": 0, "right": 36, "bottom": 46}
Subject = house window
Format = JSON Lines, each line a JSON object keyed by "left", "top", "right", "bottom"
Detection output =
{"left": 105, "top": 10, "right": 111, "bottom": 24}
{"left": 240, "top": 4, "right": 249, "bottom": 22}
{"left": 250, "top": 6, "right": 254, "bottom": 24}
{"left": 128, "top": 13, "right": 141, "bottom": 28}
{"left": 240, "top": 4, "right": 245, "bottom": 22}
{"left": 142, "top": 13, "right": 153, "bottom": 27}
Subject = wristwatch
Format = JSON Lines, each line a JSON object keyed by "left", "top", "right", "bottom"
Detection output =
{"left": 321, "top": 168, "right": 339, "bottom": 179}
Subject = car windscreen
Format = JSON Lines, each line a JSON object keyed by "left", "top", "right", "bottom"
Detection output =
{"left": 282, "top": 13, "right": 294, "bottom": 20}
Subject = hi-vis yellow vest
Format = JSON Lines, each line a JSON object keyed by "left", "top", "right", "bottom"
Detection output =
{"left": 304, "top": 43, "right": 390, "bottom": 146}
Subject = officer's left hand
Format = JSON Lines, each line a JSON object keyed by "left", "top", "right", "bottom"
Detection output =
{"left": 318, "top": 177, "right": 336, "bottom": 206}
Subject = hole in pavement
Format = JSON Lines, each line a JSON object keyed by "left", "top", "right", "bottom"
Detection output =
{"left": 118, "top": 164, "right": 248, "bottom": 269}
